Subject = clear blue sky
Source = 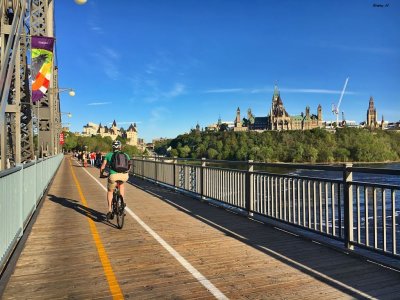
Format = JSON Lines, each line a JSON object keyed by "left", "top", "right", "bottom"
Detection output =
{"left": 56, "top": 0, "right": 400, "bottom": 142}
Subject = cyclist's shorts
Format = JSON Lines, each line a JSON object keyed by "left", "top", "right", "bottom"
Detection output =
{"left": 108, "top": 173, "right": 129, "bottom": 191}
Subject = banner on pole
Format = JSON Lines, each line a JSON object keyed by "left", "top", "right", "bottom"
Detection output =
{"left": 59, "top": 132, "right": 64, "bottom": 145}
{"left": 31, "top": 36, "right": 55, "bottom": 103}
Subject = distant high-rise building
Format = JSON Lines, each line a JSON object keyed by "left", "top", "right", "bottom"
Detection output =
{"left": 367, "top": 96, "right": 377, "bottom": 128}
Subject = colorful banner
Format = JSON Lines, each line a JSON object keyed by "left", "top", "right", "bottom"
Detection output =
{"left": 31, "top": 36, "right": 55, "bottom": 103}
{"left": 59, "top": 132, "right": 64, "bottom": 145}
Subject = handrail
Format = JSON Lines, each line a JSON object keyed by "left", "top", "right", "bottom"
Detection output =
{"left": 0, "top": 154, "right": 63, "bottom": 273}
{"left": 131, "top": 156, "right": 400, "bottom": 260}
{"left": 0, "top": 165, "right": 23, "bottom": 178}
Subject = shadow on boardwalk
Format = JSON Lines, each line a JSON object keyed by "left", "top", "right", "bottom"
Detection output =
{"left": 129, "top": 177, "right": 400, "bottom": 300}
{"left": 47, "top": 194, "right": 119, "bottom": 229}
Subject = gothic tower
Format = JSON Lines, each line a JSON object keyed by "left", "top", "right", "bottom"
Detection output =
{"left": 305, "top": 106, "right": 310, "bottom": 118}
{"left": 317, "top": 104, "right": 322, "bottom": 122}
{"left": 367, "top": 97, "right": 377, "bottom": 128}
{"left": 235, "top": 107, "right": 241, "bottom": 127}
{"left": 269, "top": 84, "right": 291, "bottom": 130}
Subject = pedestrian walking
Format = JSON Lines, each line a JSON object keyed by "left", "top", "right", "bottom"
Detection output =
{"left": 90, "top": 151, "right": 96, "bottom": 167}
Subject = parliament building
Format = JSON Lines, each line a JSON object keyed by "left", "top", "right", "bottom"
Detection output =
{"left": 234, "top": 85, "right": 323, "bottom": 132}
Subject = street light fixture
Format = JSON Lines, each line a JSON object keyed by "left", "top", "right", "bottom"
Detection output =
{"left": 48, "top": 87, "right": 75, "bottom": 97}
{"left": 61, "top": 112, "right": 72, "bottom": 118}
{"left": 35, "top": 87, "right": 75, "bottom": 157}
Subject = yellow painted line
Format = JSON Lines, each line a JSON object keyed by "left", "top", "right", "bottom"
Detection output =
{"left": 69, "top": 159, "right": 124, "bottom": 299}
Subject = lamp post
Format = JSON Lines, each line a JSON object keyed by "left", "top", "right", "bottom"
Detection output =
{"left": 52, "top": 88, "right": 75, "bottom": 97}
{"left": 61, "top": 112, "right": 72, "bottom": 118}
{"left": 36, "top": 87, "right": 75, "bottom": 157}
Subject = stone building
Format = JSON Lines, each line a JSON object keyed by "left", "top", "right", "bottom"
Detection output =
{"left": 126, "top": 123, "right": 138, "bottom": 146}
{"left": 266, "top": 85, "right": 292, "bottom": 130}
{"left": 82, "top": 122, "right": 99, "bottom": 136}
{"left": 233, "top": 107, "right": 248, "bottom": 132}
{"left": 83, "top": 120, "right": 139, "bottom": 146}
{"left": 235, "top": 85, "right": 323, "bottom": 132}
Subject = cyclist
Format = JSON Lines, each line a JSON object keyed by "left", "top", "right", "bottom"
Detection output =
{"left": 100, "top": 140, "right": 130, "bottom": 219}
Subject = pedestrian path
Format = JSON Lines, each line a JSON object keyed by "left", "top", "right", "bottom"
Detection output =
{"left": 2, "top": 156, "right": 400, "bottom": 299}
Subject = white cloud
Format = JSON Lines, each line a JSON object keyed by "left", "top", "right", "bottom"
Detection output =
{"left": 87, "top": 102, "right": 111, "bottom": 106}
{"left": 103, "top": 47, "right": 119, "bottom": 60}
{"left": 144, "top": 52, "right": 174, "bottom": 75}
{"left": 204, "top": 88, "right": 244, "bottom": 93}
{"left": 279, "top": 88, "right": 357, "bottom": 95}
{"left": 206, "top": 87, "right": 357, "bottom": 95}
{"left": 165, "top": 83, "right": 185, "bottom": 98}
{"left": 133, "top": 82, "right": 185, "bottom": 103}
{"left": 92, "top": 48, "right": 120, "bottom": 80}
{"left": 331, "top": 44, "right": 397, "bottom": 55}
{"left": 150, "top": 107, "right": 169, "bottom": 123}
{"left": 89, "top": 25, "right": 103, "bottom": 34}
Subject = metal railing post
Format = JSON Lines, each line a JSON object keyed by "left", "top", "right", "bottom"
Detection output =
{"left": 246, "top": 160, "right": 254, "bottom": 216}
{"left": 173, "top": 157, "right": 177, "bottom": 191}
{"left": 344, "top": 163, "right": 354, "bottom": 249}
{"left": 34, "top": 157, "right": 37, "bottom": 209}
{"left": 200, "top": 158, "right": 206, "bottom": 201}
{"left": 154, "top": 156, "right": 158, "bottom": 184}
{"left": 18, "top": 164, "right": 24, "bottom": 237}
{"left": 141, "top": 156, "right": 145, "bottom": 177}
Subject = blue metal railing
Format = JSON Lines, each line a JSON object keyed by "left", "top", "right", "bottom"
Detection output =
{"left": 0, "top": 154, "right": 63, "bottom": 271}
{"left": 132, "top": 157, "right": 400, "bottom": 259}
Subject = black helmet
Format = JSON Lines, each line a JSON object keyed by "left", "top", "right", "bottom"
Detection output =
{"left": 112, "top": 140, "right": 121, "bottom": 150}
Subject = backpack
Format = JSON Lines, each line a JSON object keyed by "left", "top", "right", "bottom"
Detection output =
{"left": 110, "top": 151, "right": 129, "bottom": 173}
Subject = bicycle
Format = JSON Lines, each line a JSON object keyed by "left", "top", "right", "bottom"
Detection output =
{"left": 107, "top": 180, "right": 126, "bottom": 229}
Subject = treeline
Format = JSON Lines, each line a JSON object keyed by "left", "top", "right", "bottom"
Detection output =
{"left": 62, "top": 132, "right": 145, "bottom": 158}
{"left": 154, "top": 128, "right": 400, "bottom": 163}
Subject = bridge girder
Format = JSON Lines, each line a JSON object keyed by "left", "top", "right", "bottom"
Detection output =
{"left": 0, "top": 0, "right": 60, "bottom": 170}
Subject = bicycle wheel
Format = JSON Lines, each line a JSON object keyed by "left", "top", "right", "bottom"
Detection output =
{"left": 116, "top": 196, "right": 125, "bottom": 229}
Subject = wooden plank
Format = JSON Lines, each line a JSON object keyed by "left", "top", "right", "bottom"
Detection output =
{"left": 2, "top": 156, "right": 400, "bottom": 300}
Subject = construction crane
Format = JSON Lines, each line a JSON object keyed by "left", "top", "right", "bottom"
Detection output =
{"left": 331, "top": 77, "right": 349, "bottom": 127}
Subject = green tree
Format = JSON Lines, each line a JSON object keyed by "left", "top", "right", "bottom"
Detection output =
{"left": 219, "top": 123, "right": 229, "bottom": 132}
{"left": 63, "top": 132, "right": 77, "bottom": 151}
{"left": 178, "top": 145, "right": 191, "bottom": 158}
{"left": 169, "top": 148, "right": 178, "bottom": 157}
{"left": 207, "top": 148, "right": 218, "bottom": 159}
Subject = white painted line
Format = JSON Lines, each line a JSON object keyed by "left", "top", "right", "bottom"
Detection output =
{"left": 80, "top": 166, "right": 228, "bottom": 300}
{"left": 124, "top": 207, "right": 228, "bottom": 300}
{"left": 126, "top": 178, "right": 378, "bottom": 299}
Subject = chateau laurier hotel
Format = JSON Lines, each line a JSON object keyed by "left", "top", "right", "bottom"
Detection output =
{"left": 82, "top": 120, "right": 140, "bottom": 147}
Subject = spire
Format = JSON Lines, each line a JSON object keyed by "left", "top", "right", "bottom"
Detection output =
{"left": 273, "top": 82, "right": 280, "bottom": 99}
{"left": 369, "top": 96, "right": 374, "bottom": 108}
{"left": 112, "top": 120, "right": 117, "bottom": 127}
{"left": 235, "top": 107, "right": 241, "bottom": 125}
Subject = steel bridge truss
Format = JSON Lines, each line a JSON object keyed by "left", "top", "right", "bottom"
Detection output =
{"left": 0, "top": 0, "right": 59, "bottom": 170}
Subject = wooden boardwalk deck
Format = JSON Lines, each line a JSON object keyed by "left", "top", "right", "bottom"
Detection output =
{"left": 1, "top": 156, "right": 400, "bottom": 299}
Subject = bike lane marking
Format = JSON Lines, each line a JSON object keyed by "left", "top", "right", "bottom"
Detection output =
{"left": 81, "top": 165, "right": 229, "bottom": 300}
{"left": 69, "top": 159, "right": 124, "bottom": 300}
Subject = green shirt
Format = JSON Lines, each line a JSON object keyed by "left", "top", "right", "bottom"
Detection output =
{"left": 105, "top": 151, "right": 130, "bottom": 174}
